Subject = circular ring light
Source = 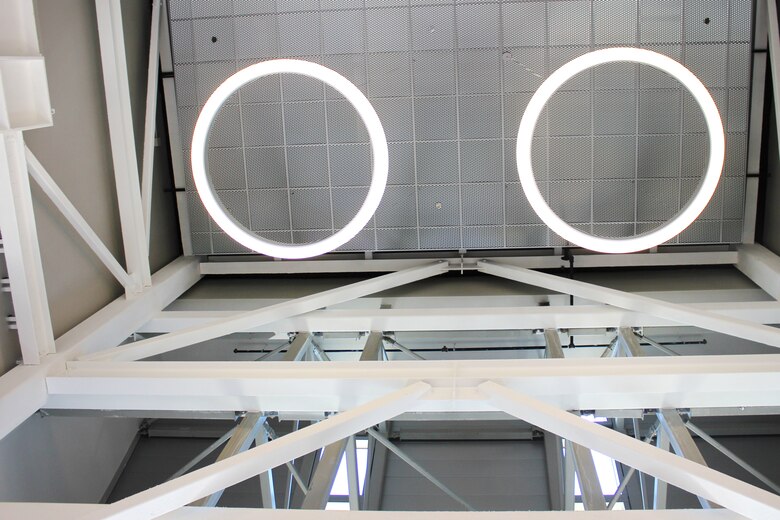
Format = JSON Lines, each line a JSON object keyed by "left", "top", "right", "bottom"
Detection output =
{"left": 516, "top": 48, "right": 725, "bottom": 254}
{"left": 191, "top": 59, "right": 388, "bottom": 259}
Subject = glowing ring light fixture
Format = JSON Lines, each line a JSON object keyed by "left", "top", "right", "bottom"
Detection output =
{"left": 516, "top": 48, "right": 725, "bottom": 254}
{"left": 191, "top": 59, "right": 388, "bottom": 259}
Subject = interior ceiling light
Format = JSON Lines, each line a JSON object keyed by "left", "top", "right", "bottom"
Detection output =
{"left": 191, "top": 59, "right": 388, "bottom": 259}
{"left": 516, "top": 48, "right": 725, "bottom": 254}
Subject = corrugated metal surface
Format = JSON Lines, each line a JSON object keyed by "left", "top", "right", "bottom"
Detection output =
{"left": 170, "top": 0, "right": 752, "bottom": 254}
{"left": 379, "top": 440, "right": 550, "bottom": 511}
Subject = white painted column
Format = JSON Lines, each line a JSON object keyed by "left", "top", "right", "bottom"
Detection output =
{"left": 0, "top": 131, "right": 54, "bottom": 363}
{"left": 95, "top": 0, "right": 151, "bottom": 293}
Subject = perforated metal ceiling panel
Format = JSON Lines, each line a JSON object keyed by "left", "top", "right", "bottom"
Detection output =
{"left": 170, "top": 0, "right": 752, "bottom": 255}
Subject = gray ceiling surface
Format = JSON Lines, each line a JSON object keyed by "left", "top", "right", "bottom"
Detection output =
{"left": 170, "top": 0, "right": 752, "bottom": 255}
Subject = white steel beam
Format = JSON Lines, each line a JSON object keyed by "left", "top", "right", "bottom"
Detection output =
{"left": 737, "top": 245, "right": 780, "bottom": 301}
{"left": 80, "top": 262, "right": 448, "bottom": 362}
{"left": 82, "top": 382, "right": 431, "bottom": 520}
{"left": 200, "top": 251, "right": 738, "bottom": 275}
{"left": 0, "top": 256, "right": 200, "bottom": 441}
{"left": 480, "top": 381, "right": 780, "bottom": 520}
{"left": 25, "top": 147, "right": 133, "bottom": 288}
{"left": 141, "top": 0, "right": 162, "bottom": 247}
{"left": 191, "top": 413, "right": 266, "bottom": 507}
{"left": 478, "top": 260, "right": 780, "bottom": 348}
{"left": 95, "top": 0, "right": 151, "bottom": 291}
{"left": 0, "top": 503, "right": 753, "bottom": 519}
{"left": 47, "top": 355, "right": 780, "bottom": 413}
{"left": 301, "top": 439, "right": 348, "bottom": 509}
{"left": 138, "top": 300, "right": 780, "bottom": 335}
{"left": 0, "top": 131, "right": 54, "bottom": 363}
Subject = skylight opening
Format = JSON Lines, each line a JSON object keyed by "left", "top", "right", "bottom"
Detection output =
{"left": 326, "top": 438, "right": 369, "bottom": 510}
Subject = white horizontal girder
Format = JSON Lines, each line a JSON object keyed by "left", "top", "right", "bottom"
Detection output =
{"left": 82, "top": 383, "right": 430, "bottom": 519}
{"left": 138, "top": 301, "right": 780, "bottom": 334}
{"left": 80, "top": 261, "right": 448, "bottom": 362}
{"left": 0, "top": 503, "right": 750, "bottom": 519}
{"left": 47, "top": 355, "right": 780, "bottom": 413}
{"left": 481, "top": 382, "right": 780, "bottom": 519}
{"left": 479, "top": 261, "right": 780, "bottom": 348}
{"left": 199, "top": 251, "right": 738, "bottom": 275}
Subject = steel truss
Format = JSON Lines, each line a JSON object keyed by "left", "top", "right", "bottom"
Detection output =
{"left": 1, "top": 0, "right": 780, "bottom": 518}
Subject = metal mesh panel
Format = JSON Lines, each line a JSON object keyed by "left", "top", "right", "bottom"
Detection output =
{"left": 289, "top": 187, "right": 332, "bottom": 231}
{"left": 418, "top": 184, "right": 460, "bottom": 228}
{"left": 462, "top": 183, "right": 503, "bottom": 226}
{"left": 171, "top": 0, "right": 752, "bottom": 254}
{"left": 461, "top": 140, "right": 502, "bottom": 183}
{"left": 417, "top": 141, "right": 458, "bottom": 184}
{"left": 286, "top": 145, "right": 328, "bottom": 188}
{"left": 375, "top": 185, "right": 417, "bottom": 228}
{"left": 332, "top": 187, "right": 371, "bottom": 227}
{"left": 192, "top": 17, "right": 235, "bottom": 61}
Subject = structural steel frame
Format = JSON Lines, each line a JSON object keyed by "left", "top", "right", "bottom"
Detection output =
{"left": 1, "top": 0, "right": 780, "bottom": 519}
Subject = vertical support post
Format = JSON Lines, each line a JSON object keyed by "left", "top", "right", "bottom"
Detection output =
{"left": 545, "top": 329, "right": 604, "bottom": 510}
{"left": 282, "top": 420, "right": 299, "bottom": 509}
{"left": 282, "top": 332, "right": 311, "bottom": 361}
{"left": 653, "top": 427, "right": 670, "bottom": 510}
{"left": 157, "top": 0, "right": 192, "bottom": 255}
{"left": 256, "top": 426, "right": 276, "bottom": 509}
{"left": 570, "top": 443, "right": 606, "bottom": 510}
{"left": 563, "top": 439, "right": 576, "bottom": 511}
{"left": 544, "top": 433, "right": 565, "bottom": 510}
{"left": 617, "top": 328, "right": 643, "bottom": 357}
{"left": 95, "top": 0, "right": 151, "bottom": 292}
{"left": 346, "top": 435, "right": 360, "bottom": 510}
{"left": 631, "top": 420, "right": 649, "bottom": 509}
{"left": 0, "top": 132, "right": 54, "bottom": 363}
{"left": 362, "top": 425, "right": 388, "bottom": 511}
{"left": 766, "top": 0, "right": 780, "bottom": 157}
{"left": 360, "top": 332, "right": 384, "bottom": 361}
{"left": 544, "top": 329, "right": 565, "bottom": 359}
{"left": 656, "top": 410, "right": 717, "bottom": 509}
{"left": 263, "top": 421, "right": 309, "bottom": 507}
{"left": 140, "top": 0, "right": 162, "bottom": 247}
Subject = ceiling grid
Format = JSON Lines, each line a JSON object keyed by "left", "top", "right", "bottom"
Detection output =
{"left": 169, "top": 0, "right": 752, "bottom": 255}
